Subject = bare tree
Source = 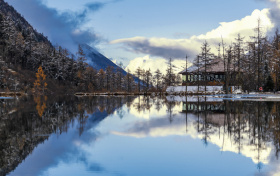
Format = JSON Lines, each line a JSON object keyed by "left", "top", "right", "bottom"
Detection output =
{"left": 135, "top": 67, "right": 142, "bottom": 92}
{"left": 154, "top": 69, "right": 162, "bottom": 92}
{"left": 200, "top": 41, "right": 214, "bottom": 93}
{"left": 165, "top": 58, "right": 175, "bottom": 87}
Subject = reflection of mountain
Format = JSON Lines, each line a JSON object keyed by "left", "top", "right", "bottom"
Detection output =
{"left": 0, "top": 96, "right": 136, "bottom": 176}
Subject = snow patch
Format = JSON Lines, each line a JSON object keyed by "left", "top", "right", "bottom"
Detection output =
{"left": 166, "top": 86, "right": 223, "bottom": 93}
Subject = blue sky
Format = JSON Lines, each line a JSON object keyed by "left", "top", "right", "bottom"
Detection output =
{"left": 43, "top": 0, "right": 267, "bottom": 38}
{"left": 7, "top": 0, "right": 277, "bottom": 68}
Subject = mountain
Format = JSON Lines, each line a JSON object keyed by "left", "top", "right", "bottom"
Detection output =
{"left": 81, "top": 45, "right": 141, "bottom": 82}
{"left": 0, "top": 0, "right": 139, "bottom": 93}
{"left": 0, "top": 0, "right": 50, "bottom": 44}
{"left": 81, "top": 44, "right": 126, "bottom": 74}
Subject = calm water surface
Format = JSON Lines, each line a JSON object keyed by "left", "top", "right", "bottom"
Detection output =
{"left": 1, "top": 95, "right": 280, "bottom": 176}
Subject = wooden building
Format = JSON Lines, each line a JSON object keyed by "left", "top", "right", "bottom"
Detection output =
{"left": 179, "top": 58, "right": 242, "bottom": 88}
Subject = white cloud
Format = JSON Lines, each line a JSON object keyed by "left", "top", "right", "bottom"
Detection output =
{"left": 196, "top": 9, "right": 273, "bottom": 40}
{"left": 112, "top": 113, "right": 273, "bottom": 165}
{"left": 111, "top": 9, "right": 274, "bottom": 61}
{"left": 125, "top": 55, "right": 191, "bottom": 74}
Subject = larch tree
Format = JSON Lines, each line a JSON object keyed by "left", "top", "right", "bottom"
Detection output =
{"left": 269, "top": 28, "right": 280, "bottom": 91}
{"left": 145, "top": 69, "right": 152, "bottom": 92}
{"left": 105, "top": 66, "right": 113, "bottom": 91}
{"left": 135, "top": 67, "right": 142, "bottom": 92}
{"left": 154, "top": 69, "right": 162, "bottom": 92}
{"left": 165, "top": 58, "right": 175, "bottom": 87}
{"left": 226, "top": 45, "right": 233, "bottom": 94}
{"left": 250, "top": 18, "right": 266, "bottom": 91}
{"left": 233, "top": 34, "right": 245, "bottom": 89}
{"left": 98, "top": 69, "right": 106, "bottom": 91}
{"left": 193, "top": 55, "right": 202, "bottom": 92}
{"left": 200, "top": 41, "right": 214, "bottom": 92}
{"left": 33, "top": 66, "right": 47, "bottom": 94}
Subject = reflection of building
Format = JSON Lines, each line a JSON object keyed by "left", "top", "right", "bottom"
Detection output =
{"left": 183, "top": 101, "right": 225, "bottom": 113}
{"left": 182, "top": 100, "right": 227, "bottom": 127}
{"left": 182, "top": 100, "right": 274, "bottom": 165}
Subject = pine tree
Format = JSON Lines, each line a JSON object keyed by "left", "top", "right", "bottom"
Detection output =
{"left": 264, "top": 74, "right": 274, "bottom": 92}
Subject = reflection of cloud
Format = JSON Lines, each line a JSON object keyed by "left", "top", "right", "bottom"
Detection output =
{"left": 111, "top": 9, "right": 273, "bottom": 60}
{"left": 112, "top": 113, "right": 272, "bottom": 165}
{"left": 268, "top": 160, "right": 280, "bottom": 176}
{"left": 41, "top": 160, "right": 105, "bottom": 176}
{"left": 112, "top": 117, "right": 193, "bottom": 138}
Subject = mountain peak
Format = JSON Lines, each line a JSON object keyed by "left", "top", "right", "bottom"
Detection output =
{"left": 80, "top": 44, "right": 101, "bottom": 57}
{"left": 80, "top": 43, "right": 125, "bottom": 73}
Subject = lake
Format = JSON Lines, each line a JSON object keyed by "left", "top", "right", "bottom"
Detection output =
{"left": 1, "top": 95, "right": 280, "bottom": 176}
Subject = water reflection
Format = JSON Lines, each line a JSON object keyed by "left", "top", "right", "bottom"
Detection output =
{"left": 0, "top": 96, "right": 136, "bottom": 176}
{"left": 1, "top": 95, "right": 280, "bottom": 175}
{"left": 182, "top": 97, "right": 275, "bottom": 165}
{"left": 111, "top": 96, "right": 280, "bottom": 175}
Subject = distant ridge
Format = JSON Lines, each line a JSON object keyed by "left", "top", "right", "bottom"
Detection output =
{"left": 81, "top": 44, "right": 126, "bottom": 74}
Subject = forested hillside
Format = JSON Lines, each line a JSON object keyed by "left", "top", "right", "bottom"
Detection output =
{"left": 0, "top": 0, "right": 140, "bottom": 94}
{"left": 0, "top": 0, "right": 86, "bottom": 93}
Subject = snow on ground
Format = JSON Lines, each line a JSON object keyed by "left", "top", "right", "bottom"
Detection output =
{"left": 166, "top": 86, "right": 223, "bottom": 93}
{"left": 166, "top": 95, "right": 223, "bottom": 102}
{"left": 166, "top": 94, "right": 280, "bottom": 102}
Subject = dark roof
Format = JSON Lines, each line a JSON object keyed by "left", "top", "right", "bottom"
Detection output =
{"left": 179, "top": 58, "right": 242, "bottom": 74}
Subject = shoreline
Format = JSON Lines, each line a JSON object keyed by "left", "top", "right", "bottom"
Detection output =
{"left": 0, "top": 92, "right": 23, "bottom": 97}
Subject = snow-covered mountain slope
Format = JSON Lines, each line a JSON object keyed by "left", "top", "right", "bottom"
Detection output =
{"left": 125, "top": 55, "right": 191, "bottom": 74}
{"left": 81, "top": 44, "right": 125, "bottom": 73}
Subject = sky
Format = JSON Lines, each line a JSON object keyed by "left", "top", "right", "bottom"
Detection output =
{"left": 6, "top": 0, "right": 280, "bottom": 72}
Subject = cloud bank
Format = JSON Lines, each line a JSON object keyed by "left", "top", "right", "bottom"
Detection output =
{"left": 111, "top": 9, "right": 273, "bottom": 61}
{"left": 125, "top": 55, "right": 189, "bottom": 74}
{"left": 8, "top": 0, "right": 105, "bottom": 51}
{"left": 261, "top": 0, "right": 280, "bottom": 30}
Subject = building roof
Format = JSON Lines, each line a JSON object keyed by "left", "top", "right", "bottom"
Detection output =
{"left": 179, "top": 58, "right": 241, "bottom": 74}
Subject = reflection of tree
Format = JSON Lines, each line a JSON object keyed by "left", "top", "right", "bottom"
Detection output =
{"left": 117, "top": 108, "right": 125, "bottom": 119}
{"left": 34, "top": 96, "right": 47, "bottom": 117}
{"left": 6, "top": 95, "right": 280, "bottom": 175}
{"left": 181, "top": 96, "right": 280, "bottom": 170}
{"left": 269, "top": 102, "right": 280, "bottom": 159}
{"left": 144, "top": 96, "right": 152, "bottom": 112}
{"left": 155, "top": 98, "right": 163, "bottom": 112}
{"left": 166, "top": 99, "right": 176, "bottom": 123}
{"left": 133, "top": 96, "right": 158, "bottom": 116}
{"left": 0, "top": 96, "right": 137, "bottom": 176}
{"left": 201, "top": 97, "right": 215, "bottom": 146}
{"left": 78, "top": 102, "right": 87, "bottom": 136}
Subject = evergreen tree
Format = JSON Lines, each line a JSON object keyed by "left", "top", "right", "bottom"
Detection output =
{"left": 264, "top": 75, "right": 274, "bottom": 92}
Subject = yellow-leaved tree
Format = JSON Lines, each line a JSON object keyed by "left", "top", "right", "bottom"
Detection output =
{"left": 34, "top": 96, "right": 47, "bottom": 117}
{"left": 33, "top": 66, "right": 47, "bottom": 94}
